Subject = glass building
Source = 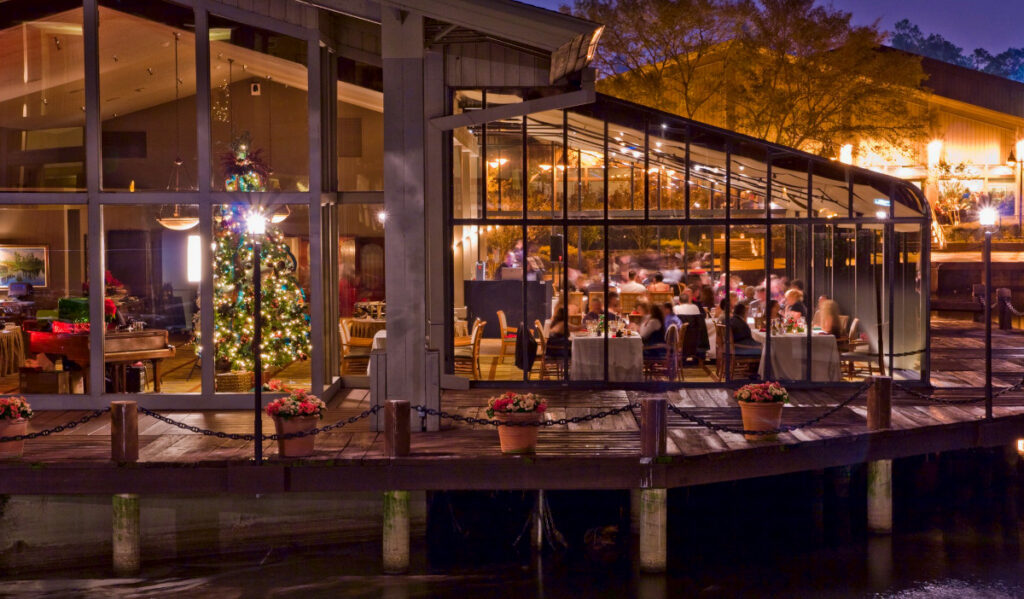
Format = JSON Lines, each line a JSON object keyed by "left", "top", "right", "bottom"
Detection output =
{"left": 449, "top": 94, "right": 930, "bottom": 387}
{"left": 0, "top": 0, "right": 928, "bottom": 414}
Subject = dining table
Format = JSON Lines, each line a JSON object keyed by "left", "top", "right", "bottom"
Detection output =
{"left": 569, "top": 332, "right": 643, "bottom": 382}
{"left": 751, "top": 329, "right": 841, "bottom": 382}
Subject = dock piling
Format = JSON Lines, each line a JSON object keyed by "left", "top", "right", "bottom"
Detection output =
{"left": 383, "top": 490, "right": 410, "bottom": 573}
{"left": 112, "top": 493, "right": 140, "bottom": 575}
{"left": 110, "top": 401, "right": 139, "bottom": 463}
{"left": 639, "top": 397, "right": 668, "bottom": 573}
{"left": 867, "top": 376, "right": 893, "bottom": 534}
{"left": 385, "top": 400, "right": 410, "bottom": 457}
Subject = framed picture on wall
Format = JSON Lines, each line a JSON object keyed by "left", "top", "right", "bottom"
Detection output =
{"left": 0, "top": 245, "right": 48, "bottom": 288}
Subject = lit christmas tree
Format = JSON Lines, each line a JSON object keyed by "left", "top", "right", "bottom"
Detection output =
{"left": 206, "top": 135, "right": 310, "bottom": 373}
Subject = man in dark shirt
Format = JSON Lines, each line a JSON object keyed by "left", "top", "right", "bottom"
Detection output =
{"left": 728, "top": 303, "right": 761, "bottom": 356}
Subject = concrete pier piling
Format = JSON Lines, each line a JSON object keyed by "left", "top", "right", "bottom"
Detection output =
{"left": 638, "top": 488, "right": 667, "bottom": 573}
{"left": 383, "top": 490, "right": 410, "bottom": 573}
{"left": 112, "top": 493, "right": 140, "bottom": 575}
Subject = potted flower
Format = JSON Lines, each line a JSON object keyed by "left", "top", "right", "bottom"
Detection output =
{"left": 487, "top": 391, "right": 548, "bottom": 454}
{"left": 0, "top": 395, "right": 33, "bottom": 458}
{"left": 265, "top": 380, "right": 326, "bottom": 457}
{"left": 734, "top": 382, "right": 789, "bottom": 441}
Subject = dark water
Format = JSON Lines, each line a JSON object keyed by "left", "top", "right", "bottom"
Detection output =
{"left": 4, "top": 449, "right": 1024, "bottom": 598}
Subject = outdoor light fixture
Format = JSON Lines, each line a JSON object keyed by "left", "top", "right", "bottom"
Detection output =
{"left": 270, "top": 205, "right": 291, "bottom": 224}
{"left": 246, "top": 210, "right": 267, "bottom": 236}
{"left": 875, "top": 210, "right": 887, "bottom": 219}
{"left": 376, "top": 210, "right": 388, "bottom": 224}
{"left": 979, "top": 206, "right": 998, "bottom": 227}
{"left": 1017, "top": 439, "right": 1024, "bottom": 455}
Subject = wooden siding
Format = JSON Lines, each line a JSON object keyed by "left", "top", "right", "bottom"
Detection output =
{"left": 446, "top": 42, "right": 551, "bottom": 88}
{"left": 208, "top": 0, "right": 319, "bottom": 30}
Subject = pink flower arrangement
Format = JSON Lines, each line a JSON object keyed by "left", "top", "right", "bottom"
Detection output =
{"left": 265, "top": 381, "right": 326, "bottom": 419}
{"left": 0, "top": 395, "right": 33, "bottom": 421}
{"left": 486, "top": 391, "right": 547, "bottom": 418}
{"left": 734, "top": 382, "right": 789, "bottom": 404}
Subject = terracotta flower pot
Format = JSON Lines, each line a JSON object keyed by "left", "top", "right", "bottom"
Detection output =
{"left": 273, "top": 415, "right": 319, "bottom": 457}
{"left": 738, "top": 401, "right": 784, "bottom": 441}
{"left": 0, "top": 418, "right": 28, "bottom": 458}
{"left": 493, "top": 412, "right": 542, "bottom": 454}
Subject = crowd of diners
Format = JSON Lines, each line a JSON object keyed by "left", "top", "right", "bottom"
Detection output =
{"left": 539, "top": 251, "right": 851, "bottom": 367}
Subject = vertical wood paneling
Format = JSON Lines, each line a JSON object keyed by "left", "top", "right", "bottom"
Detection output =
{"left": 445, "top": 42, "right": 550, "bottom": 89}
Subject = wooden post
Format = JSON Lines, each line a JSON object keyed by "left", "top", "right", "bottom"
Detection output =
{"left": 384, "top": 399, "right": 410, "bottom": 457}
{"left": 110, "top": 401, "right": 138, "bottom": 463}
{"left": 112, "top": 493, "right": 140, "bottom": 575}
{"left": 639, "top": 488, "right": 667, "bottom": 573}
{"left": 640, "top": 397, "right": 667, "bottom": 459}
{"left": 383, "top": 490, "right": 410, "bottom": 573}
{"left": 639, "top": 397, "right": 668, "bottom": 572}
{"left": 867, "top": 375, "right": 893, "bottom": 533}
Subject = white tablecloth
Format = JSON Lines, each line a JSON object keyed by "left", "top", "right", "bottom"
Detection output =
{"left": 366, "top": 330, "right": 387, "bottom": 375}
{"left": 570, "top": 334, "right": 643, "bottom": 382}
{"left": 751, "top": 330, "right": 841, "bottom": 382}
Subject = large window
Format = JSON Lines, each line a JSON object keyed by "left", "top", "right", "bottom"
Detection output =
{"left": 449, "top": 94, "right": 930, "bottom": 386}
{"left": 0, "top": 1, "right": 86, "bottom": 191}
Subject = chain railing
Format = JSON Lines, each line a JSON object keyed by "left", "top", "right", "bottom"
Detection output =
{"left": 665, "top": 382, "right": 872, "bottom": 437}
{"left": 0, "top": 408, "right": 111, "bottom": 442}
{"left": 892, "top": 374, "right": 1024, "bottom": 405}
{"left": 414, "top": 404, "right": 639, "bottom": 430}
{"left": 136, "top": 404, "right": 380, "bottom": 441}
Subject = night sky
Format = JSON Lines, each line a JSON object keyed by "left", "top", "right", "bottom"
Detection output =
{"left": 525, "top": 0, "right": 1024, "bottom": 53}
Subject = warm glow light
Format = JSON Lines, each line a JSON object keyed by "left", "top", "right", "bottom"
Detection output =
{"left": 875, "top": 210, "right": 888, "bottom": 219}
{"left": 376, "top": 210, "right": 387, "bottom": 224}
{"left": 1017, "top": 439, "right": 1024, "bottom": 454}
{"left": 839, "top": 144, "right": 853, "bottom": 165}
{"left": 246, "top": 210, "right": 267, "bottom": 236}
{"left": 488, "top": 158, "right": 509, "bottom": 168}
{"left": 979, "top": 206, "right": 998, "bottom": 227}
{"left": 927, "top": 139, "right": 943, "bottom": 167}
{"left": 187, "top": 235, "right": 201, "bottom": 283}
{"left": 539, "top": 164, "right": 552, "bottom": 171}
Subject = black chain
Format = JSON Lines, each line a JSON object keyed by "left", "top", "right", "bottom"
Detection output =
{"left": 137, "top": 404, "right": 381, "bottom": 441}
{"left": 0, "top": 408, "right": 111, "bottom": 442}
{"left": 415, "top": 403, "right": 640, "bottom": 428}
{"left": 667, "top": 382, "right": 871, "bottom": 436}
{"left": 893, "top": 374, "right": 1024, "bottom": 405}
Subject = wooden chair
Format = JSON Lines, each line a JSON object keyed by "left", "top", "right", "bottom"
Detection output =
{"left": 568, "top": 291, "right": 585, "bottom": 317}
{"left": 533, "top": 318, "right": 565, "bottom": 380}
{"left": 643, "top": 324, "right": 679, "bottom": 381}
{"left": 648, "top": 291, "right": 673, "bottom": 306}
{"left": 714, "top": 322, "right": 759, "bottom": 382}
{"left": 674, "top": 321, "right": 690, "bottom": 381}
{"left": 340, "top": 319, "right": 387, "bottom": 374}
{"left": 840, "top": 317, "right": 881, "bottom": 378}
{"left": 619, "top": 292, "right": 644, "bottom": 314}
{"left": 454, "top": 319, "right": 486, "bottom": 379}
{"left": 496, "top": 310, "right": 518, "bottom": 363}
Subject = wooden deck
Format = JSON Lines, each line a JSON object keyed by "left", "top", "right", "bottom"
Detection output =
{"left": 1, "top": 317, "right": 1021, "bottom": 495}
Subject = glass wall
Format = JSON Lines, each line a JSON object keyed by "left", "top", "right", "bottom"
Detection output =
{"left": 0, "top": 204, "right": 87, "bottom": 394}
{"left": 99, "top": 0, "right": 196, "bottom": 191}
{"left": 0, "top": 1, "right": 86, "bottom": 191}
{"left": 209, "top": 15, "right": 308, "bottom": 192}
{"left": 103, "top": 204, "right": 198, "bottom": 393}
{"left": 449, "top": 94, "right": 930, "bottom": 386}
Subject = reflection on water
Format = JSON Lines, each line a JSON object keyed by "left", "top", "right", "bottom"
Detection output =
{"left": 3, "top": 449, "right": 1024, "bottom": 598}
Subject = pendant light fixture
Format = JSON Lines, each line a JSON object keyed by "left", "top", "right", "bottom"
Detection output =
{"left": 159, "top": 31, "right": 199, "bottom": 230}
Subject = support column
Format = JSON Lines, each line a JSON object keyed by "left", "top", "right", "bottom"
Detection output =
{"left": 638, "top": 488, "right": 667, "bottom": 573}
{"left": 112, "top": 493, "right": 140, "bottom": 575}
{"left": 383, "top": 490, "right": 410, "bottom": 573}
{"left": 382, "top": 8, "right": 439, "bottom": 429}
{"left": 867, "top": 376, "right": 893, "bottom": 534}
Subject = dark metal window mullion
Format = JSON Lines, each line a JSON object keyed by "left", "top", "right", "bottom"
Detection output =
{"left": 765, "top": 156, "right": 773, "bottom": 381}
{"left": 805, "top": 160, "right": 813, "bottom": 383}
{"left": 603, "top": 117, "right": 610, "bottom": 383}
{"left": 724, "top": 142, "right": 732, "bottom": 382}
{"left": 887, "top": 182, "right": 897, "bottom": 378}
{"left": 521, "top": 115, "right": 529, "bottom": 383}
{"left": 644, "top": 117, "right": 650, "bottom": 220}
{"left": 480, "top": 90, "right": 487, "bottom": 221}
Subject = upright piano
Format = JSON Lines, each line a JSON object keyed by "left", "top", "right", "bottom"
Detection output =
{"left": 27, "top": 329, "right": 176, "bottom": 392}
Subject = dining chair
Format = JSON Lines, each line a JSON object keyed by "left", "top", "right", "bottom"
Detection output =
{"left": 619, "top": 292, "right": 643, "bottom": 314}
{"left": 454, "top": 319, "right": 486, "bottom": 379}
{"left": 533, "top": 318, "right": 565, "bottom": 380}
{"left": 643, "top": 324, "right": 678, "bottom": 381}
{"left": 340, "top": 318, "right": 387, "bottom": 374}
{"left": 714, "top": 322, "right": 759, "bottom": 382}
{"left": 496, "top": 310, "right": 518, "bottom": 363}
{"left": 674, "top": 321, "right": 690, "bottom": 381}
{"left": 648, "top": 291, "right": 673, "bottom": 306}
{"left": 840, "top": 317, "right": 881, "bottom": 378}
